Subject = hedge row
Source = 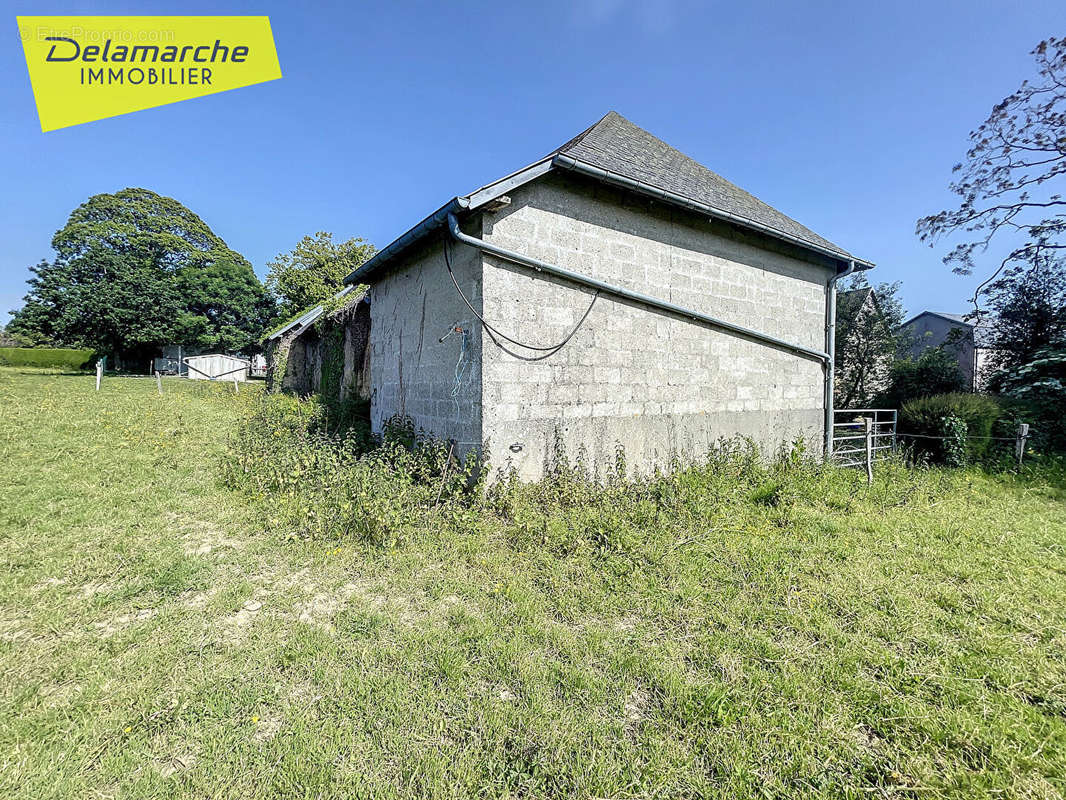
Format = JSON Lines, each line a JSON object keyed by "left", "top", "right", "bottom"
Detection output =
{"left": 0, "top": 347, "right": 95, "bottom": 369}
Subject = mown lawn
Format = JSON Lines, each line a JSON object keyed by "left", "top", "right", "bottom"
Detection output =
{"left": 1, "top": 367, "right": 1065, "bottom": 799}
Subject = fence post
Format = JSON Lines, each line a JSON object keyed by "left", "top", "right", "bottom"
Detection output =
{"left": 1015, "top": 423, "right": 1030, "bottom": 467}
{"left": 233, "top": 376, "right": 239, "bottom": 394}
{"left": 155, "top": 370, "right": 163, "bottom": 395}
{"left": 864, "top": 417, "right": 874, "bottom": 485}
{"left": 95, "top": 358, "right": 103, "bottom": 391}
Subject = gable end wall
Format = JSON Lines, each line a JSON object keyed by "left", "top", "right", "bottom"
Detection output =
{"left": 477, "top": 173, "right": 832, "bottom": 480}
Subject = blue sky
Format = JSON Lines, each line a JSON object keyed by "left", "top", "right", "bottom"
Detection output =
{"left": 1, "top": 0, "right": 1063, "bottom": 324}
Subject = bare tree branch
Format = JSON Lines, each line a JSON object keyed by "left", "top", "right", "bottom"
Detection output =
{"left": 917, "top": 37, "right": 1066, "bottom": 295}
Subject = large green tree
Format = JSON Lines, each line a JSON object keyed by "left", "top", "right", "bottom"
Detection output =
{"left": 982, "top": 252, "right": 1066, "bottom": 372}
{"left": 834, "top": 274, "right": 906, "bottom": 407}
{"left": 266, "top": 232, "right": 375, "bottom": 318}
{"left": 8, "top": 188, "right": 273, "bottom": 361}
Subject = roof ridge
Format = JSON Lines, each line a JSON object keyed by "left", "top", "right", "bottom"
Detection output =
{"left": 552, "top": 111, "right": 858, "bottom": 261}
{"left": 547, "top": 111, "right": 619, "bottom": 158}
{"left": 345, "top": 112, "right": 872, "bottom": 285}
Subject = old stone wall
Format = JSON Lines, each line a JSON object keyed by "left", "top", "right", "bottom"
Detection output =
{"left": 265, "top": 298, "right": 372, "bottom": 402}
{"left": 476, "top": 172, "right": 833, "bottom": 479}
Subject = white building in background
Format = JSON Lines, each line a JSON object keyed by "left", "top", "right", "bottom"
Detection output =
{"left": 184, "top": 353, "right": 250, "bottom": 382}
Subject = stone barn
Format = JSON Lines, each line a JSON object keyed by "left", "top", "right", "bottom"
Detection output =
{"left": 285, "top": 112, "right": 874, "bottom": 479}
{"left": 264, "top": 286, "right": 371, "bottom": 400}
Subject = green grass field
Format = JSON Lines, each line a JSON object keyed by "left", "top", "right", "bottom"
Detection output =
{"left": 1, "top": 367, "right": 1065, "bottom": 799}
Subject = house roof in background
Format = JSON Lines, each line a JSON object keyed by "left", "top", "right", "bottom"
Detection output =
{"left": 901, "top": 310, "right": 998, "bottom": 347}
{"left": 345, "top": 112, "right": 872, "bottom": 284}
{"left": 901, "top": 310, "right": 975, "bottom": 329}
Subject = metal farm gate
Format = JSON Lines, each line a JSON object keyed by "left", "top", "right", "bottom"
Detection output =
{"left": 831, "top": 409, "right": 897, "bottom": 473}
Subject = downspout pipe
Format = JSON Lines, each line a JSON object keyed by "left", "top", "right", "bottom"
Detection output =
{"left": 344, "top": 198, "right": 468, "bottom": 285}
{"left": 824, "top": 259, "right": 857, "bottom": 457}
{"left": 445, "top": 212, "right": 830, "bottom": 364}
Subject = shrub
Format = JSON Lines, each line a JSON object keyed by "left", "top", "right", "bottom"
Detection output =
{"left": 0, "top": 347, "right": 94, "bottom": 370}
{"left": 223, "top": 394, "right": 484, "bottom": 546}
{"left": 877, "top": 348, "right": 968, "bottom": 409}
{"left": 900, "top": 393, "right": 1001, "bottom": 464}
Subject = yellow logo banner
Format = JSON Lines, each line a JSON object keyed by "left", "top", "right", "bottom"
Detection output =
{"left": 17, "top": 16, "right": 282, "bottom": 132}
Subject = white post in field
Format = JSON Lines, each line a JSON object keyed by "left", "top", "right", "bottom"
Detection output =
{"left": 1016, "top": 423, "right": 1030, "bottom": 467}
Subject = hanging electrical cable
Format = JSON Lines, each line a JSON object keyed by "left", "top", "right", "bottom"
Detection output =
{"left": 443, "top": 238, "right": 598, "bottom": 361}
{"left": 440, "top": 322, "right": 471, "bottom": 420}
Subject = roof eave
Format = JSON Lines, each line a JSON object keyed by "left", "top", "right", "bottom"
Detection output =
{"left": 901, "top": 310, "right": 975, "bottom": 329}
{"left": 344, "top": 154, "right": 874, "bottom": 284}
{"left": 265, "top": 285, "right": 360, "bottom": 341}
{"left": 344, "top": 197, "right": 468, "bottom": 285}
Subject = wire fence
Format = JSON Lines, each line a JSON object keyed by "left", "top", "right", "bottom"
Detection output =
{"left": 831, "top": 409, "right": 1031, "bottom": 482}
{"left": 894, "top": 432, "right": 1018, "bottom": 442}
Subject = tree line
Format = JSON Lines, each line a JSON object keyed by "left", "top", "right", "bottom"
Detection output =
{"left": 3, "top": 37, "right": 1063, "bottom": 410}
{"left": 2, "top": 188, "right": 375, "bottom": 366}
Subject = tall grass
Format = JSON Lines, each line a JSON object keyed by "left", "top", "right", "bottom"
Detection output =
{"left": 223, "top": 395, "right": 484, "bottom": 546}
{"left": 225, "top": 394, "right": 958, "bottom": 555}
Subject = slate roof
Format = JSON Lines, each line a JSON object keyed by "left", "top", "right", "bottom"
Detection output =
{"left": 901, "top": 310, "right": 974, "bottom": 329}
{"left": 345, "top": 111, "right": 871, "bottom": 284}
{"left": 553, "top": 112, "right": 858, "bottom": 261}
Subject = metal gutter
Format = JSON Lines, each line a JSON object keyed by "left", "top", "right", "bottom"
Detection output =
{"left": 344, "top": 198, "right": 468, "bottom": 285}
{"left": 824, "top": 260, "right": 857, "bottom": 456}
{"left": 551, "top": 153, "right": 874, "bottom": 273}
{"left": 445, "top": 212, "right": 830, "bottom": 363}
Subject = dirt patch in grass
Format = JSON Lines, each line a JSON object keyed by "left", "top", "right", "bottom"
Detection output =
{"left": 92, "top": 608, "right": 155, "bottom": 638}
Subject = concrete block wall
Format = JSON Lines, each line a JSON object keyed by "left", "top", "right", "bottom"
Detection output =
{"left": 477, "top": 173, "right": 832, "bottom": 479}
{"left": 368, "top": 234, "right": 483, "bottom": 450}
